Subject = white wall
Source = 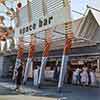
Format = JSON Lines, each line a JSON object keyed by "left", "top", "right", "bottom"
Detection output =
{"left": 93, "top": 27, "right": 100, "bottom": 43}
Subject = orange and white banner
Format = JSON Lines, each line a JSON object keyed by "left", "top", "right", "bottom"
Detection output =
{"left": 13, "top": 34, "right": 24, "bottom": 80}
{"left": 38, "top": 30, "right": 52, "bottom": 86}
{"left": 58, "top": 21, "right": 73, "bottom": 90}
{"left": 43, "top": 30, "right": 52, "bottom": 57}
{"left": 23, "top": 34, "right": 36, "bottom": 83}
{"left": 63, "top": 21, "right": 73, "bottom": 54}
{"left": 58, "top": 21, "right": 73, "bottom": 91}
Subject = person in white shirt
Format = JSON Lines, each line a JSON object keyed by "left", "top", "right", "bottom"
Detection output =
{"left": 72, "top": 68, "right": 80, "bottom": 84}
{"left": 72, "top": 70, "right": 77, "bottom": 84}
{"left": 90, "top": 70, "right": 96, "bottom": 86}
{"left": 81, "top": 67, "right": 89, "bottom": 86}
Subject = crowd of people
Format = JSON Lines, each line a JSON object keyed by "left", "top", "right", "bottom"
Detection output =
{"left": 12, "top": 61, "right": 97, "bottom": 92}
{"left": 72, "top": 66, "right": 97, "bottom": 86}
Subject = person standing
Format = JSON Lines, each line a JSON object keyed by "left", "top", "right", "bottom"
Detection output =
{"left": 90, "top": 69, "right": 96, "bottom": 86}
{"left": 54, "top": 65, "right": 60, "bottom": 81}
{"left": 15, "top": 62, "right": 23, "bottom": 91}
{"left": 81, "top": 67, "right": 89, "bottom": 86}
{"left": 67, "top": 66, "right": 73, "bottom": 84}
{"left": 72, "top": 68, "right": 80, "bottom": 85}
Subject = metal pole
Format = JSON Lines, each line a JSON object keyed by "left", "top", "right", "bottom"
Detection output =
{"left": 87, "top": 5, "right": 100, "bottom": 13}
{"left": 72, "top": 10, "right": 85, "bottom": 16}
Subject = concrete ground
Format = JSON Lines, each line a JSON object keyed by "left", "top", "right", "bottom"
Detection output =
{"left": 0, "top": 80, "right": 100, "bottom": 100}
{"left": 0, "top": 85, "right": 56, "bottom": 100}
{"left": 0, "top": 95, "right": 56, "bottom": 100}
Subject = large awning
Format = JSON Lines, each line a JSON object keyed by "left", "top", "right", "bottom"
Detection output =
{"left": 76, "top": 9, "right": 100, "bottom": 43}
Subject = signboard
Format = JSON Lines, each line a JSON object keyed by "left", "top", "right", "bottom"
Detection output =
{"left": 16, "top": 0, "right": 71, "bottom": 35}
{"left": 45, "top": 70, "right": 54, "bottom": 79}
{"left": 71, "top": 59, "right": 84, "bottom": 65}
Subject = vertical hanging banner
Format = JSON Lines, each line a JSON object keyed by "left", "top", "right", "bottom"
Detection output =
{"left": 23, "top": 34, "right": 36, "bottom": 83}
{"left": 58, "top": 0, "right": 73, "bottom": 91}
{"left": 58, "top": 22, "right": 73, "bottom": 91}
{"left": 23, "top": 0, "right": 34, "bottom": 83}
{"left": 38, "top": 29, "right": 52, "bottom": 87}
{"left": 13, "top": 34, "right": 24, "bottom": 80}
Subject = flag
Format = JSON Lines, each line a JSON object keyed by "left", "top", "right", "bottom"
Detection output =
{"left": 43, "top": 30, "right": 52, "bottom": 57}
{"left": 13, "top": 34, "right": 24, "bottom": 80}
{"left": 23, "top": 34, "right": 36, "bottom": 83}
{"left": 58, "top": 21, "right": 73, "bottom": 89}
{"left": 38, "top": 30, "right": 52, "bottom": 86}
{"left": 63, "top": 1, "right": 73, "bottom": 55}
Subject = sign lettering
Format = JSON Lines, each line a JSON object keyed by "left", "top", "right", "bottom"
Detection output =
{"left": 19, "top": 16, "right": 53, "bottom": 34}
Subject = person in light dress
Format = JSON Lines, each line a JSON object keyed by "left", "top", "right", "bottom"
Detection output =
{"left": 72, "top": 68, "right": 81, "bottom": 84}
{"left": 80, "top": 67, "right": 89, "bottom": 85}
{"left": 90, "top": 69, "right": 96, "bottom": 86}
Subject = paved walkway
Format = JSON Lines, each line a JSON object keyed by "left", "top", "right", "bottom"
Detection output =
{"left": 0, "top": 95, "right": 56, "bottom": 100}
{"left": 0, "top": 82, "right": 57, "bottom": 100}
{"left": 0, "top": 80, "right": 100, "bottom": 100}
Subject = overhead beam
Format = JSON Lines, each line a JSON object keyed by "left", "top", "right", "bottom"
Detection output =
{"left": 53, "top": 30, "right": 65, "bottom": 36}
{"left": 87, "top": 5, "right": 100, "bottom": 13}
{"left": 72, "top": 10, "right": 85, "bottom": 16}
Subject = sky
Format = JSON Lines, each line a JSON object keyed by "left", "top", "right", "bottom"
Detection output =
{"left": 71, "top": 0, "right": 88, "bottom": 19}
{"left": 71, "top": 0, "right": 100, "bottom": 19}
{"left": 0, "top": 0, "right": 100, "bottom": 26}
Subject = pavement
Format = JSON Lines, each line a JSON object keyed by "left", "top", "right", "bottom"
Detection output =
{"left": 0, "top": 79, "right": 100, "bottom": 100}
{"left": 0, "top": 95, "right": 56, "bottom": 100}
{"left": 0, "top": 82, "right": 57, "bottom": 100}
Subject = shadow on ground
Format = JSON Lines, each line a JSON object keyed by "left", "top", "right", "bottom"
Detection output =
{"left": 0, "top": 80, "right": 100, "bottom": 100}
{"left": 0, "top": 86, "right": 25, "bottom": 95}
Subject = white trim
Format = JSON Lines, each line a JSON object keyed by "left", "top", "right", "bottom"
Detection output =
{"left": 69, "top": 52, "right": 100, "bottom": 57}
